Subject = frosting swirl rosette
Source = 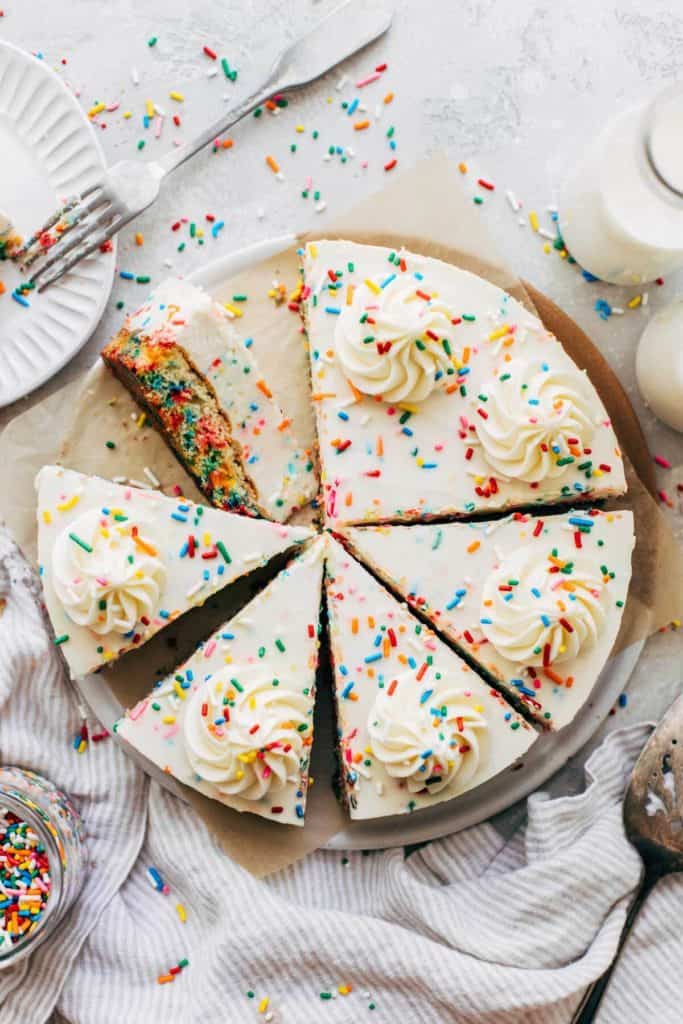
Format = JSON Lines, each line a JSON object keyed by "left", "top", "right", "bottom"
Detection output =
{"left": 473, "top": 360, "right": 596, "bottom": 482}
{"left": 334, "top": 276, "right": 458, "bottom": 403}
{"left": 52, "top": 509, "right": 165, "bottom": 635}
{"left": 480, "top": 545, "right": 606, "bottom": 665}
{"left": 368, "top": 680, "right": 488, "bottom": 793}
{"left": 183, "top": 668, "right": 311, "bottom": 800}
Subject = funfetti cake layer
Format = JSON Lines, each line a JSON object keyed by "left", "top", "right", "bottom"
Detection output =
{"left": 324, "top": 536, "right": 536, "bottom": 820}
{"left": 102, "top": 278, "right": 316, "bottom": 522}
{"left": 116, "top": 537, "right": 324, "bottom": 826}
{"left": 302, "top": 240, "right": 626, "bottom": 526}
{"left": 340, "top": 508, "right": 634, "bottom": 730}
{"left": 36, "top": 466, "right": 313, "bottom": 679}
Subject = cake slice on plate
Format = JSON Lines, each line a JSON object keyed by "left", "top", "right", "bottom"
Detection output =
{"left": 36, "top": 465, "right": 313, "bottom": 679}
{"left": 302, "top": 239, "right": 626, "bottom": 525}
{"left": 339, "top": 508, "right": 634, "bottom": 730}
{"left": 102, "top": 278, "right": 316, "bottom": 522}
{"left": 324, "top": 535, "right": 536, "bottom": 820}
{"left": 116, "top": 536, "right": 324, "bottom": 826}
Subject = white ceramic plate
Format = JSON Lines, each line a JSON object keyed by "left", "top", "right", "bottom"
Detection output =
{"left": 0, "top": 41, "right": 115, "bottom": 407}
{"left": 77, "top": 235, "right": 643, "bottom": 851}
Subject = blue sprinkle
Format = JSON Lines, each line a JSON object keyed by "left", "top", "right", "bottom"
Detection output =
{"left": 119, "top": 270, "right": 135, "bottom": 280}
{"left": 419, "top": 689, "right": 433, "bottom": 705}
{"left": 381, "top": 273, "right": 396, "bottom": 289}
{"left": 221, "top": 632, "right": 235, "bottom": 640}
{"left": 568, "top": 515, "right": 594, "bottom": 528}
{"left": 171, "top": 512, "right": 188, "bottom": 523}
{"left": 531, "top": 587, "right": 541, "bottom": 598}
{"left": 582, "top": 269, "right": 599, "bottom": 282}
{"left": 407, "top": 656, "right": 417, "bottom": 669}
{"left": 295, "top": 804, "right": 305, "bottom": 819}
{"left": 244, "top": 337, "right": 253, "bottom": 348}
{"left": 595, "top": 298, "right": 612, "bottom": 320}
{"left": 337, "top": 410, "right": 349, "bottom": 421}
{"left": 325, "top": 306, "right": 341, "bottom": 315}
{"left": 364, "top": 652, "right": 382, "bottom": 664}
{"left": 211, "top": 221, "right": 225, "bottom": 238}
{"left": 618, "top": 693, "right": 628, "bottom": 708}
{"left": 339, "top": 664, "right": 348, "bottom": 676}
{"left": 347, "top": 97, "right": 359, "bottom": 116}
{"left": 11, "top": 291, "right": 30, "bottom": 308}
{"left": 158, "top": 610, "right": 170, "bottom": 620}
{"left": 401, "top": 427, "right": 414, "bottom": 437}
{"left": 341, "top": 682, "right": 355, "bottom": 699}
{"left": 541, "top": 614, "right": 550, "bottom": 627}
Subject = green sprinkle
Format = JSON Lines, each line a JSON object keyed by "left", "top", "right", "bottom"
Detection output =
{"left": 69, "top": 532, "right": 93, "bottom": 553}
{"left": 137, "top": 140, "right": 145, "bottom": 151}
{"left": 136, "top": 275, "right": 151, "bottom": 285}
{"left": 275, "top": 638, "right": 286, "bottom": 652}
{"left": 116, "top": 301, "right": 124, "bottom": 310}
{"left": 232, "top": 294, "right": 247, "bottom": 302}
{"left": 147, "top": 36, "right": 157, "bottom": 47}
{"left": 473, "top": 196, "right": 484, "bottom": 205}
{"left": 347, "top": 261, "right": 355, "bottom": 272}
{"left": 230, "top": 678, "right": 244, "bottom": 693}
{"left": 221, "top": 57, "right": 231, "bottom": 78}
{"left": 320, "top": 992, "right": 333, "bottom": 1001}
{"left": 105, "top": 440, "right": 116, "bottom": 449}
{"left": 54, "top": 634, "right": 69, "bottom": 646}
{"left": 216, "top": 541, "right": 231, "bottom": 564}
{"left": 178, "top": 958, "right": 189, "bottom": 968}
{"left": 462, "top": 313, "right": 476, "bottom": 322}
{"left": 258, "top": 646, "right": 266, "bottom": 659}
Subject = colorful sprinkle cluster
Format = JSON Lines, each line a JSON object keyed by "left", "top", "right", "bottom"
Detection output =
{"left": 0, "top": 809, "right": 52, "bottom": 952}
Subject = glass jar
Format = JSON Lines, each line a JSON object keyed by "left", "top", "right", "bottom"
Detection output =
{"left": 559, "top": 84, "right": 683, "bottom": 284}
{"left": 0, "top": 767, "right": 85, "bottom": 967}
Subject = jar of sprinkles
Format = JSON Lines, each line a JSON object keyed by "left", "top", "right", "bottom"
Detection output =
{"left": 0, "top": 767, "right": 85, "bottom": 966}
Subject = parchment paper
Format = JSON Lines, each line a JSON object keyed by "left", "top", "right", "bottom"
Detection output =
{"left": 1, "top": 153, "right": 681, "bottom": 876}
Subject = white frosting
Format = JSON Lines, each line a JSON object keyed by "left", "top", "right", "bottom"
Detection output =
{"left": 368, "top": 682, "right": 488, "bottom": 793}
{"left": 184, "top": 668, "right": 311, "bottom": 800}
{"left": 335, "top": 275, "right": 456, "bottom": 403}
{"left": 0, "top": 211, "right": 13, "bottom": 239}
{"left": 52, "top": 509, "right": 165, "bottom": 635}
{"left": 474, "top": 361, "right": 596, "bottom": 483}
{"left": 480, "top": 545, "right": 606, "bottom": 666}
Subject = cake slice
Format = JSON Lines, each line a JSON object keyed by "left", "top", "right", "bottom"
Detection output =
{"left": 325, "top": 536, "right": 536, "bottom": 820}
{"left": 102, "top": 278, "right": 316, "bottom": 522}
{"left": 340, "top": 508, "right": 634, "bottom": 730}
{"left": 302, "top": 239, "right": 626, "bottom": 525}
{"left": 36, "top": 465, "right": 313, "bottom": 678}
{"left": 116, "top": 536, "right": 325, "bottom": 826}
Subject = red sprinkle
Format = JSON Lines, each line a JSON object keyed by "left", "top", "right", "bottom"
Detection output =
{"left": 477, "top": 178, "right": 495, "bottom": 191}
{"left": 533, "top": 519, "right": 544, "bottom": 537}
{"left": 384, "top": 158, "right": 397, "bottom": 172}
{"left": 203, "top": 45, "right": 217, "bottom": 60}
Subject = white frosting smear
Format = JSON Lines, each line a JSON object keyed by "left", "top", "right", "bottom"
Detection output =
{"left": 183, "top": 668, "right": 311, "bottom": 800}
{"left": 480, "top": 545, "right": 606, "bottom": 666}
{"left": 334, "top": 275, "right": 458, "bottom": 403}
{"left": 52, "top": 508, "right": 166, "bottom": 635}
{"left": 474, "top": 360, "right": 596, "bottom": 482}
{"left": 368, "top": 680, "right": 488, "bottom": 793}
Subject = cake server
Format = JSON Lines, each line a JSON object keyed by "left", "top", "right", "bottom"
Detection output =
{"left": 19, "top": 0, "right": 394, "bottom": 291}
{"left": 573, "top": 693, "right": 683, "bottom": 1022}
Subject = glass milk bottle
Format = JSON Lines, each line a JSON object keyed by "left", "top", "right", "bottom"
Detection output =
{"left": 560, "top": 85, "right": 683, "bottom": 284}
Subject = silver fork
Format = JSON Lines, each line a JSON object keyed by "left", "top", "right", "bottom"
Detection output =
{"left": 22, "top": 0, "right": 393, "bottom": 292}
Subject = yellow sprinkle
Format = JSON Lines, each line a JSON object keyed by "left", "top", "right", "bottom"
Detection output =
{"left": 42, "top": 509, "right": 52, "bottom": 524}
{"left": 258, "top": 997, "right": 269, "bottom": 1014}
{"left": 672, "top": 619, "right": 681, "bottom": 629}
{"left": 162, "top": 715, "right": 176, "bottom": 725}
{"left": 203, "top": 532, "right": 211, "bottom": 546}
{"left": 169, "top": 91, "right": 184, "bottom": 102}
{"left": 145, "top": 99, "right": 155, "bottom": 118}
{"left": 364, "top": 278, "right": 381, "bottom": 295}
{"left": 543, "top": 242, "right": 551, "bottom": 254}
{"left": 175, "top": 903, "right": 187, "bottom": 922}
{"left": 224, "top": 302, "right": 243, "bottom": 318}
{"left": 346, "top": 284, "right": 355, "bottom": 306}
{"left": 136, "top": 412, "right": 147, "bottom": 428}
{"left": 88, "top": 102, "right": 106, "bottom": 118}
{"left": 338, "top": 984, "right": 352, "bottom": 996}
{"left": 458, "top": 161, "right": 467, "bottom": 174}
{"left": 173, "top": 681, "right": 186, "bottom": 700}
{"left": 628, "top": 294, "right": 642, "bottom": 309}
{"left": 56, "top": 495, "right": 80, "bottom": 512}
{"left": 488, "top": 325, "right": 511, "bottom": 341}
{"left": 308, "top": 242, "right": 318, "bottom": 259}
{"left": 529, "top": 210, "right": 539, "bottom": 232}
{"left": 295, "top": 124, "right": 305, "bottom": 133}
{"left": 123, "top": 110, "right": 132, "bottom": 119}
